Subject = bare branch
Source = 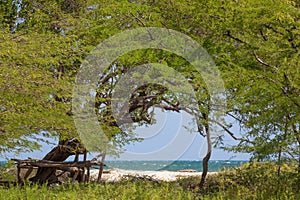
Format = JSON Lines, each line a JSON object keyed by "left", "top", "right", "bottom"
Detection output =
{"left": 157, "top": 103, "right": 180, "bottom": 112}
{"left": 211, "top": 119, "right": 254, "bottom": 144}
{"left": 259, "top": 27, "right": 268, "bottom": 41}
{"left": 225, "top": 30, "right": 249, "bottom": 45}
{"left": 253, "top": 53, "right": 278, "bottom": 71}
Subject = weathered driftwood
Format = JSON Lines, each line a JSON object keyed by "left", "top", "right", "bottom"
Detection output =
{"left": 14, "top": 159, "right": 105, "bottom": 184}
{"left": 23, "top": 160, "right": 101, "bottom": 168}
{"left": 13, "top": 138, "right": 104, "bottom": 185}
{"left": 97, "top": 152, "right": 106, "bottom": 183}
{"left": 29, "top": 138, "right": 86, "bottom": 184}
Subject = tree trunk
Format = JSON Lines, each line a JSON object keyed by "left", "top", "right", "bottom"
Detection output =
{"left": 199, "top": 123, "right": 211, "bottom": 190}
{"left": 29, "top": 138, "right": 85, "bottom": 185}
{"left": 199, "top": 151, "right": 211, "bottom": 189}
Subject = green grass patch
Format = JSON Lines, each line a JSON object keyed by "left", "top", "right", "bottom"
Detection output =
{"left": 1, "top": 162, "right": 300, "bottom": 199}
{"left": 0, "top": 181, "right": 195, "bottom": 200}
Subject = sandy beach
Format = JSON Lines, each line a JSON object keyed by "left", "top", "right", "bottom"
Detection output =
{"left": 89, "top": 168, "right": 217, "bottom": 182}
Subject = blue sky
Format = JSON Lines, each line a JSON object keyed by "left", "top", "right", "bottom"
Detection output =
{"left": 110, "top": 109, "right": 250, "bottom": 161}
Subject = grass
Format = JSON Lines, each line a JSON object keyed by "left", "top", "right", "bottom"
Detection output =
{"left": 1, "top": 162, "right": 300, "bottom": 200}
{"left": 0, "top": 181, "right": 195, "bottom": 200}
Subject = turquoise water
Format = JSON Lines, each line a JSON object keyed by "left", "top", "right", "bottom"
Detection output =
{"left": 0, "top": 161, "right": 7, "bottom": 168}
{"left": 103, "top": 160, "right": 247, "bottom": 172}
{"left": 1, "top": 160, "right": 247, "bottom": 172}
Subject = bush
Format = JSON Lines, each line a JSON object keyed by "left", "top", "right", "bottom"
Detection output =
{"left": 202, "top": 162, "right": 300, "bottom": 199}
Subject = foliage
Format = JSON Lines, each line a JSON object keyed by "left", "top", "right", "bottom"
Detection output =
{"left": 210, "top": 0, "right": 300, "bottom": 163}
{"left": 148, "top": 0, "right": 300, "bottom": 162}
{"left": 0, "top": 181, "right": 194, "bottom": 200}
{"left": 203, "top": 162, "right": 300, "bottom": 199}
{"left": 0, "top": 31, "right": 80, "bottom": 153}
{"left": 177, "top": 161, "right": 300, "bottom": 199}
{"left": 0, "top": 0, "right": 213, "bottom": 157}
{"left": 0, "top": 0, "right": 299, "bottom": 178}
{"left": 1, "top": 162, "right": 300, "bottom": 199}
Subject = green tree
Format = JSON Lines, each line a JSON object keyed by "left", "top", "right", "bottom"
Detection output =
{"left": 218, "top": 0, "right": 300, "bottom": 165}
{"left": 186, "top": 0, "right": 300, "bottom": 175}
{"left": 145, "top": 0, "right": 300, "bottom": 181}
{"left": 1, "top": 0, "right": 299, "bottom": 187}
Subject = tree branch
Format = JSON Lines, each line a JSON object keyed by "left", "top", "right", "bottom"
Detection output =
{"left": 212, "top": 119, "right": 251, "bottom": 144}
{"left": 259, "top": 27, "right": 268, "bottom": 41}
{"left": 225, "top": 30, "right": 249, "bottom": 45}
{"left": 253, "top": 53, "right": 278, "bottom": 71}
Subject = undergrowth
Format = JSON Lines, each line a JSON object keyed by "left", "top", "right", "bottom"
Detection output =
{"left": 1, "top": 162, "right": 299, "bottom": 200}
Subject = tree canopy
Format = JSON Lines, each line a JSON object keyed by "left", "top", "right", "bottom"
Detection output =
{"left": 1, "top": 0, "right": 299, "bottom": 172}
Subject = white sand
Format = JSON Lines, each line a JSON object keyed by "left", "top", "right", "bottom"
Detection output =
{"left": 89, "top": 168, "right": 217, "bottom": 182}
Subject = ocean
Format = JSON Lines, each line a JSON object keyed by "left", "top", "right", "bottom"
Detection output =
{"left": 0, "top": 160, "right": 248, "bottom": 172}
{"left": 102, "top": 160, "right": 247, "bottom": 172}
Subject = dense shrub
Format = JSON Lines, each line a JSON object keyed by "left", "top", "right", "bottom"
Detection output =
{"left": 202, "top": 162, "right": 300, "bottom": 199}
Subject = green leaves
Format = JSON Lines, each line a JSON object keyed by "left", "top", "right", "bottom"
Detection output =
{"left": 212, "top": 0, "right": 300, "bottom": 161}
{"left": 0, "top": 0, "right": 299, "bottom": 162}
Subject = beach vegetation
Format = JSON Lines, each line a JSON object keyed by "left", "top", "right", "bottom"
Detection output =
{"left": 0, "top": 0, "right": 299, "bottom": 191}
{"left": 1, "top": 162, "right": 300, "bottom": 199}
